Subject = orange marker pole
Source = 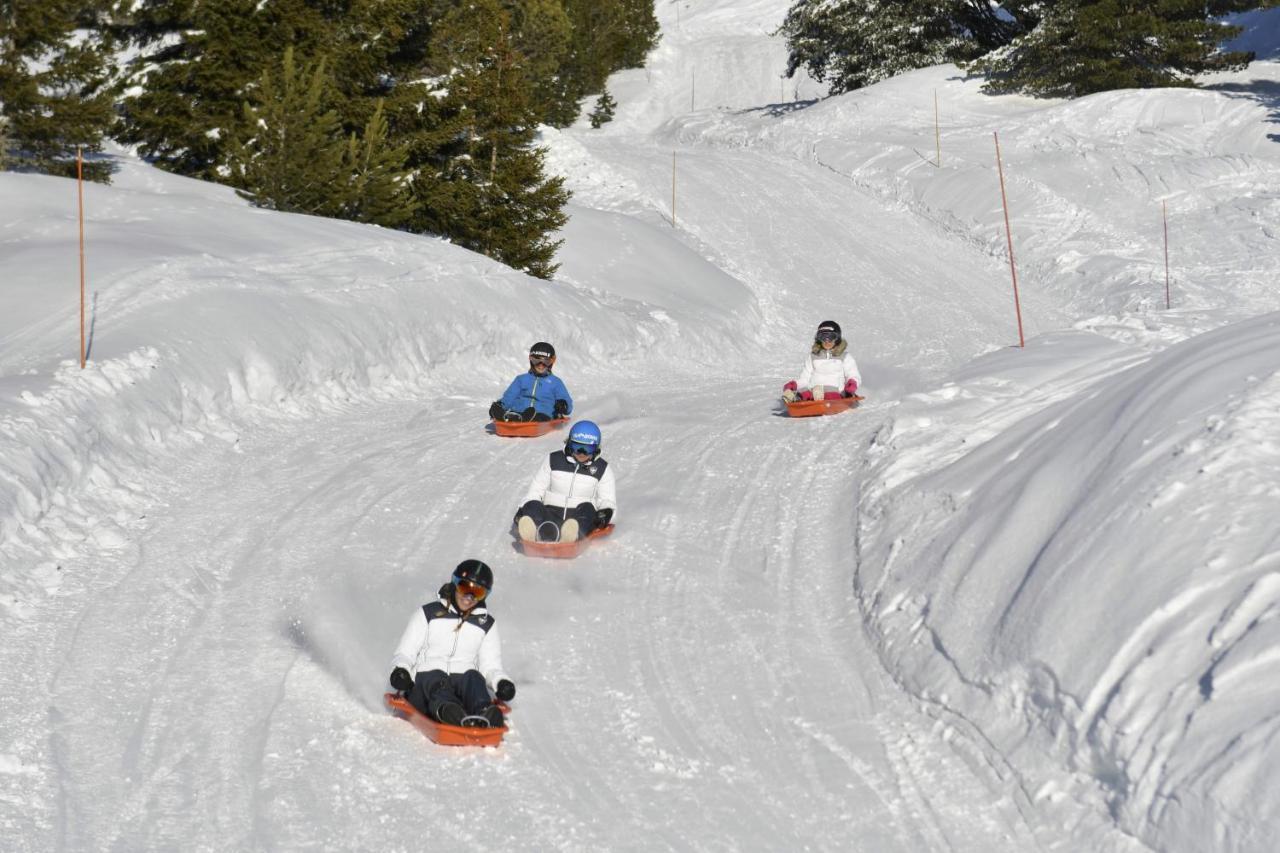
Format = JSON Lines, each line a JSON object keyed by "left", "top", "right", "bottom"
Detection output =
{"left": 994, "top": 132, "right": 1025, "bottom": 348}
{"left": 78, "top": 146, "right": 86, "bottom": 368}
{"left": 1163, "top": 200, "right": 1171, "bottom": 310}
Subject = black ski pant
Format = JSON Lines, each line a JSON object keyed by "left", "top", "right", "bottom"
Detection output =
{"left": 516, "top": 500, "right": 597, "bottom": 541}
{"left": 502, "top": 406, "right": 551, "bottom": 422}
{"left": 409, "top": 669, "right": 491, "bottom": 720}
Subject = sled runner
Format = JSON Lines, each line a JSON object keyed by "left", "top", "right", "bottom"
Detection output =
{"left": 518, "top": 523, "right": 615, "bottom": 559}
{"left": 385, "top": 693, "right": 509, "bottom": 747}
{"left": 492, "top": 417, "right": 569, "bottom": 437}
{"left": 785, "top": 395, "right": 864, "bottom": 418}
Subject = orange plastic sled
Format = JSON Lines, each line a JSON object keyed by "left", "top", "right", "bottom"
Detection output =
{"left": 492, "top": 417, "right": 569, "bottom": 437}
{"left": 385, "top": 693, "right": 509, "bottom": 747}
{"left": 785, "top": 395, "right": 864, "bottom": 418}
{"left": 518, "top": 524, "right": 615, "bottom": 559}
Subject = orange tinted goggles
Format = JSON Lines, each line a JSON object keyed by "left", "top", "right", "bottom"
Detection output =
{"left": 454, "top": 578, "right": 488, "bottom": 600}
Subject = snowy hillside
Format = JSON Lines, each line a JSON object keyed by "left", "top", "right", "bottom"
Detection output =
{"left": 2, "top": 2, "right": 1279, "bottom": 851}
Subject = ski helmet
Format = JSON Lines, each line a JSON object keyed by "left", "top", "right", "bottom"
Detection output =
{"left": 452, "top": 559, "right": 493, "bottom": 593}
{"left": 566, "top": 420, "right": 602, "bottom": 456}
{"left": 529, "top": 342, "right": 556, "bottom": 361}
{"left": 815, "top": 320, "right": 842, "bottom": 343}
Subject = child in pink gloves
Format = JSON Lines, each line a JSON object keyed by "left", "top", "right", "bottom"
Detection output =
{"left": 782, "top": 320, "right": 862, "bottom": 402}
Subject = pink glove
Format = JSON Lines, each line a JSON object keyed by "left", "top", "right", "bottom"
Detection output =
{"left": 844, "top": 379, "right": 859, "bottom": 396}
{"left": 783, "top": 380, "right": 798, "bottom": 392}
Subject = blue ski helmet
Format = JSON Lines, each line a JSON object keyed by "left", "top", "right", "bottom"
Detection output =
{"left": 566, "top": 420, "right": 602, "bottom": 456}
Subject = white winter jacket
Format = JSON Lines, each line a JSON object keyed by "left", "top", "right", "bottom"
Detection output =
{"left": 390, "top": 591, "right": 509, "bottom": 691}
{"left": 797, "top": 343, "right": 861, "bottom": 391}
{"left": 523, "top": 449, "right": 618, "bottom": 518}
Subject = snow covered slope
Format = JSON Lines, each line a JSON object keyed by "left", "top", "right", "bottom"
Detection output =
{"left": 860, "top": 315, "right": 1280, "bottom": 851}
{"left": 2, "top": 3, "right": 1279, "bottom": 851}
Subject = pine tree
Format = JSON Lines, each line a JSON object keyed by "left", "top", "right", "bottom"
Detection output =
{"left": 614, "top": 0, "right": 660, "bottom": 70}
{"left": 118, "top": 0, "right": 376, "bottom": 179}
{"left": 502, "top": 0, "right": 573, "bottom": 125}
{"left": 116, "top": 0, "right": 600, "bottom": 275}
{"left": 218, "top": 47, "right": 419, "bottom": 226}
{"left": 339, "top": 100, "right": 418, "bottom": 228}
{"left": 557, "top": 0, "right": 626, "bottom": 125}
{"left": 414, "top": 0, "right": 569, "bottom": 278}
{"left": 0, "top": 0, "right": 116, "bottom": 180}
{"left": 589, "top": 88, "right": 616, "bottom": 128}
{"left": 970, "top": 1, "right": 1269, "bottom": 97}
{"left": 546, "top": 0, "right": 658, "bottom": 126}
{"left": 778, "top": 0, "right": 1039, "bottom": 95}
{"left": 224, "top": 47, "right": 349, "bottom": 216}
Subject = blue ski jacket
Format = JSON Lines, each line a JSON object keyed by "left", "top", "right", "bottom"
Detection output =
{"left": 500, "top": 371, "right": 572, "bottom": 418}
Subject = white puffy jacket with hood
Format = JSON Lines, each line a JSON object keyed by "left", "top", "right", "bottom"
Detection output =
{"left": 390, "top": 585, "right": 510, "bottom": 691}
{"left": 523, "top": 448, "right": 618, "bottom": 518}
{"left": 797, "top": 339, "right": 861, "bottom": 391}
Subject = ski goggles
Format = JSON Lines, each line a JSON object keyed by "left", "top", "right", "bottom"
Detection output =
{"left": 453, "top": 577, "right": 489, "bottom": 601}
{"left": 567, "top": 442, "right": 598, "bottom": 457}
{"left": 529, "top": 355, "right": 553, "bottom": 366}
{"left": 815, "top": 330, "right": 839, "bottom": 343}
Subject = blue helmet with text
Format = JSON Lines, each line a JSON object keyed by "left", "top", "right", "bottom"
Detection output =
{"left": 566, "top": 420, "right": 602, "bottom": 456}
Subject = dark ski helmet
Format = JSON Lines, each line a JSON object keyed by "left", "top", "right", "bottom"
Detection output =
{"left": 529, "top": 342, "right": 556, "bottom": 361}
{"left": 815, "top": 320, "right": 842, "bottom": 343}
{"left": 452, "top": 559, "right": 493, "bottom": 592}
{"left": 566, "top": 420, "right": 602, "bottom": 456}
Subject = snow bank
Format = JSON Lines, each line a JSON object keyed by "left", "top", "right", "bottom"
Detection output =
{"left": 858, "top": 314, "right": 1280, "bottom": 851}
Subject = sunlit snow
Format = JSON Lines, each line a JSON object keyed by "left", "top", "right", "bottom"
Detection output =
{"left": 2, "top": 3, "right": 1278, "bottom": 851}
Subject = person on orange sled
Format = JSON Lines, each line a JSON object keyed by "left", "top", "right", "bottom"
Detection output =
{"left": 388, "top": 560, "right": 515, "bottom": 728}
{"left": 489, "top": 342, "right": 573, "bottom": 422}
{"left": 781, "top": 320, "right": 862, "bottom": 403}
{"left": 514, "top": 420, "right": 617, "bottom": 543}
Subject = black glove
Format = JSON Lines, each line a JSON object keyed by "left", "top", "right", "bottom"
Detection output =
{"left": 553, "top": 399, "right": 569, "bottom": 417}
{"left": 390, "top": 667, "right": 413, "bottom": 693}
{"left": 595, "top": 508, "right": 614, "bottom": 527}
{"left": 495, "top": 679, "right": 516, "bottom": 702}
{"left": 488, "top": 401, "right": 505, "bottom": 420}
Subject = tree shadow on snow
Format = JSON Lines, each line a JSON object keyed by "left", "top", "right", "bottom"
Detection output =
{"left": 738, "top": 98, "right": 822, "bottom": 119}
{"left": 1204, "top": 78, "right": 1280, "bottom": 142}
{"left": 84, "top": 291, "right": 99, "bottom": 361}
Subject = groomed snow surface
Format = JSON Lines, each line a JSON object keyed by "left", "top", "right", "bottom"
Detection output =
{"left": 2, "top": 3, "right": 1279, "bottom": 850}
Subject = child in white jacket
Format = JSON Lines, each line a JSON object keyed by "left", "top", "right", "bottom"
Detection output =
{"left": 514, "top": 420, "right": 617, "bottom": 543}
{"left": 388, "top": 560, "right": 515, "bottom": 728}
{"left": 782, "top": 320, "right": 862, "bottom": 402}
